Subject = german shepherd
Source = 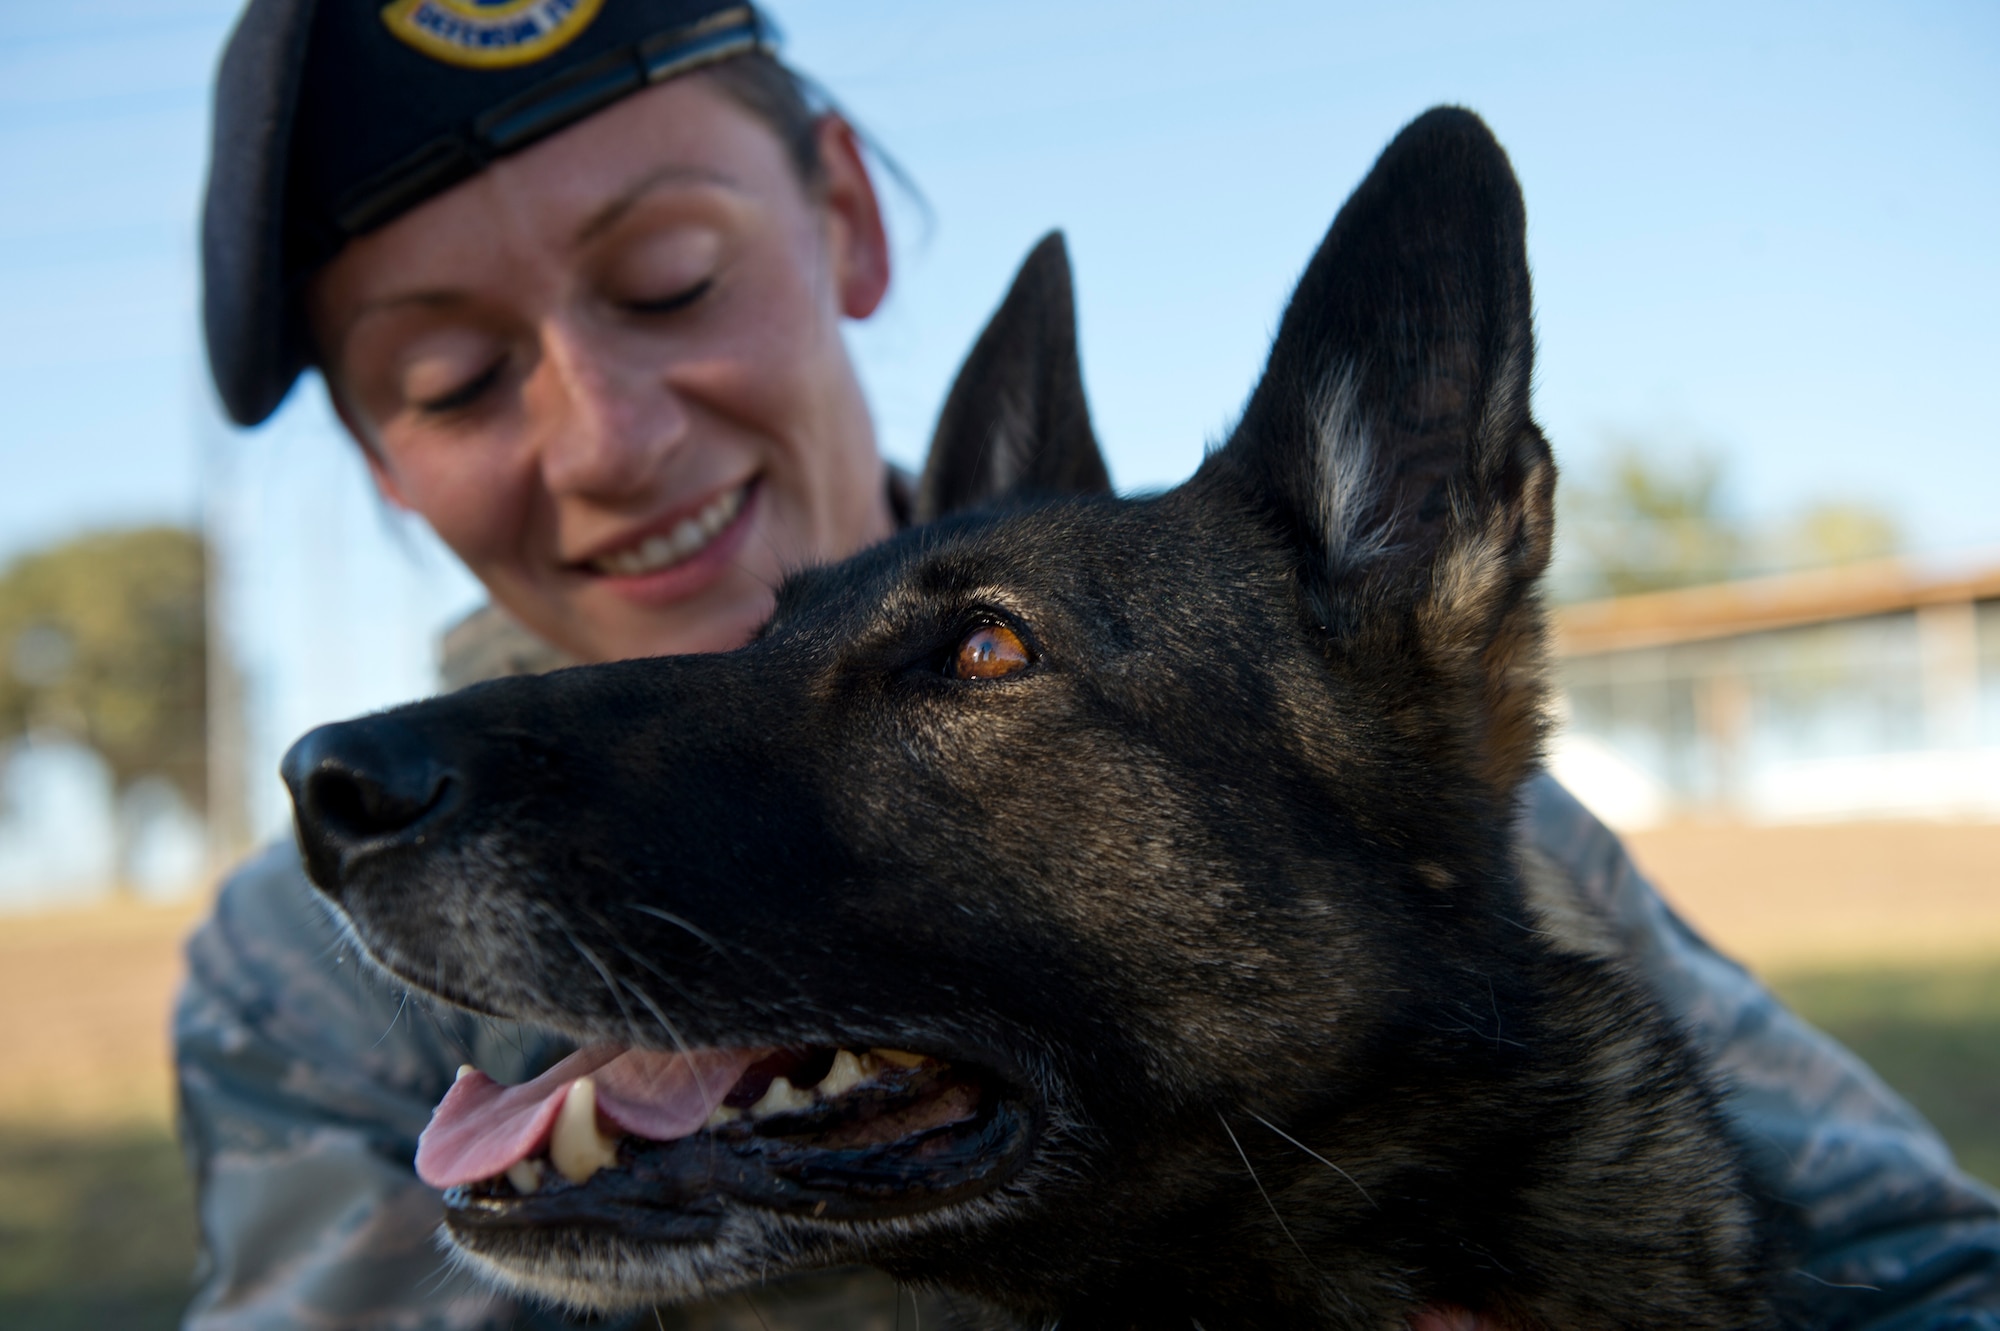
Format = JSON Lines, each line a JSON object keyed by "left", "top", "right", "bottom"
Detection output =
{"left": 283, "top": 108, "right": 1775, "bottom": 1329}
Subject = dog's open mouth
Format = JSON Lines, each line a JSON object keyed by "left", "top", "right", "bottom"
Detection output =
{"left": 427, "top": 1043, "right": 1035, "bottom": 1244}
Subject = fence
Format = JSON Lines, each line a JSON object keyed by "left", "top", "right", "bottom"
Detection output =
{"left": 1551, "top": 556, "right": 2000, "bottom": 827}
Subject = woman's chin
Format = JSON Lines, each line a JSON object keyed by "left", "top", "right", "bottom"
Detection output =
{"left": 573, "top": 580, "right": 778, "bottom": 663}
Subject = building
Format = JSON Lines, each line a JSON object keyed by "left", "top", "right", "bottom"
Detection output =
{"left": 1549, "top": 555, "right": 2000, "bottom": 829}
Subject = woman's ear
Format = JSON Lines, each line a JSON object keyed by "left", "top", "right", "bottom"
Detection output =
{"left": 814, "top": 113, "right": 890, "bottom": 320}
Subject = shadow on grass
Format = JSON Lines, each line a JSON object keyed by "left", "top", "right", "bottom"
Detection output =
{"left": 0, "top": 1122, "right": 196, "bottom": 1330}
{"left": 1773, "top": 959, "right": 2000, "bottom": 1188}
{"left": 3, "top": 962, "right": 1994, "bottom": 1327}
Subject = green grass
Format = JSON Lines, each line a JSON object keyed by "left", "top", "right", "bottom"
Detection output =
{"left": 0, "top": 1122, "right": 198, "bottom": 1330}
{"left": 3, "top": 961, "right": 1995, "bottom": 1326}
{"left": 1773, "top": 960, "right": 2000, "bottom": 1187}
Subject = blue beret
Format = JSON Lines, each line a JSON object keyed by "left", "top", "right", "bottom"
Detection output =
{"left": 203, "top": 0, "right": 775, "bottom": 426}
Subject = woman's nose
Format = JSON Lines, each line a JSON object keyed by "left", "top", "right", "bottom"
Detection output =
{"left": 532, "top": 320, "right": 690, "bottom": 498}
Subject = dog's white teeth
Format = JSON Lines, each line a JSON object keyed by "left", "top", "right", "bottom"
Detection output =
{"left": 590, "top": 484, "right": 748, "bottom": 577}
{"left": 505, "top": 1158, "right": 545, "bottom": 1196}
{"left": 814, "top": 1048, "right": 869, "bottom": 1099}
{"left": 696, "top": 1046, "right": 925, "bottom": 1132}
{"left": 456, "top": 1063, "right": 477, "bottom": 1083}
{"left": 549, "top": 1076, "right": 623, "bottom": 1184}
{"left": 749, "top": 1075, "right": 816, "bottom": 1119}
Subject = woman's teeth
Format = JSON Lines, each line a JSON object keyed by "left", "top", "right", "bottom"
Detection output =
{"left": 591, "top": 484, "right": 747, "bottom": 577}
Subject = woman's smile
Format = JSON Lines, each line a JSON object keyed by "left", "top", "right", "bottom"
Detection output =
{"left": 571, "top": 475, "right": 761, "bottom": 609}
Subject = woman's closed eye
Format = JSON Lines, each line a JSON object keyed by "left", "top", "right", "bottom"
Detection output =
{"left": 625, "top": 277, "right": 713, "bottom": 317}
{"left": 414, "top": 358, "right": 506, "bottom": 415}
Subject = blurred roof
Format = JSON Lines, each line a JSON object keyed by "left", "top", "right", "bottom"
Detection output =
{"left": 1553, "top": 553, "right": 2000, "bottom": 656}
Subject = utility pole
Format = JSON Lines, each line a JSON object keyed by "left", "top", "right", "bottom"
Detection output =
{"left": 198, "top": 374, "right": 251, "bottom": 877}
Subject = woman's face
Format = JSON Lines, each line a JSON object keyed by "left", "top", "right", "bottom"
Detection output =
{"left": 311, "top": 74, "right": 894, "bottom": 663}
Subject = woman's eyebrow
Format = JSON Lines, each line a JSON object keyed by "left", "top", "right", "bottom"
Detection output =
{"left": 355, "top": 290, "right": 460, "bottom": 315}
{"left": 573, "top": 163, "right": 731, "bottom": 248}
{"left": 341, "top": 288, "right": 468, "bottom": 334}
{"left": 334, "top": 164, "right": 734, "bottom": 333}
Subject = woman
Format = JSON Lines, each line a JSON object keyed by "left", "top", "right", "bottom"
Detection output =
{"left": 181, "top": 1, "right": 2000, "bottom": 1327}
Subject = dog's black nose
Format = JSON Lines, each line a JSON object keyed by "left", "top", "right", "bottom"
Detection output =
{"left": 281, "top": 718, "right": 458, "bottom": 890}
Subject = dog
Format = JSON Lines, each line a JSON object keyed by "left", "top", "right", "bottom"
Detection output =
{"left": 283, "top": 108, "right": 1776, "bottom": 1330}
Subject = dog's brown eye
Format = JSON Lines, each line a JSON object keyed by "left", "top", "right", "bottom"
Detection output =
{"left": 952, "top": 624, "right": 1030, "bottom": 679}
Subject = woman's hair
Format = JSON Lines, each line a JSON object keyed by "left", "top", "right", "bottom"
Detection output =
{"left": 702, "top": 52, "right": 926, "bottom": 226}
{"left": 700, "top": 52, "right": 829, "bottom": 193}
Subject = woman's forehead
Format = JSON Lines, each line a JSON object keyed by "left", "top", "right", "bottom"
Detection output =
{"left": 312, "top": 77, "right": 799, "bottom": 320}
{"left": 501, "top": 76, "right": 789, "bottom": 230}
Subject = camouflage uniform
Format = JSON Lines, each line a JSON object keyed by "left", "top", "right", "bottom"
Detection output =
{"left": 175, "top": 619, "right": 2000, "bottom": 1329}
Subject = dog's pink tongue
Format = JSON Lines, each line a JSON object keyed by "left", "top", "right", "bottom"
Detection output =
{"left": 415, "top": 1045, "right": 762, "bottom": 1190}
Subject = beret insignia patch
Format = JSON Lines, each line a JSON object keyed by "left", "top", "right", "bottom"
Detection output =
{"left": 380, "top": 0, "right": 606, "bottom": 69}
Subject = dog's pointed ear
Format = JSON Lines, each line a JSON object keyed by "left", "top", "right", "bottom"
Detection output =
{"left": 1214, "top": 107, "right": 1556, "bottom": 792}
{"left": 916, "top": 232, "right": 1112, "bottom": 522}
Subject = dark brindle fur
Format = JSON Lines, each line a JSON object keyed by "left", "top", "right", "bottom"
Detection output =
{"left": 284, "top": 109, "right": 1776, "bottom": 1329}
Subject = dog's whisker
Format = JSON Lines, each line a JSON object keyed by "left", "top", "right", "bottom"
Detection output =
{"left": 412, "top": 1246, "right": 467, "bottom": 1298}
{"left": 616, "top": 968, "right": 704, "bottom": 1073}
{"left": 545, "top": 910, "right": 647, "bottom": 1048}
{"left": 725, "top": 540, "right": 781, "bottom": 597}
{"left": 371, "top": 989, "right": 411, "bottom": 1049}
{"left": 571, "top": 914, "right": 715, "bottom": 1075}
{"left": 607, "top": 937, "right": 711, "bottom": 1012}
{"left": 738, "top": 1289, "right": 774, "bottom": 1331}
{"left": 1247, "top": 1111, "right": 1376, "bottom": 1209}
{"left": 623, "top": 900, "right": 803, "bottom": 996}
{"left": 1217, "top": 1111, "right": 1342, "bottom": 1302}
{"left": 592, "top": 915, "right": 716, "bottom": 1013}
{"left": 621, "top": 902, "right": 731, "bottom": 957}
{"left": 559, "top": 907, "right": 718, "bottom": 1107}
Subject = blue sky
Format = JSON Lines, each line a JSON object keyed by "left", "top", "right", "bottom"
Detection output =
{"left": 2, "top": 2, "right": 1998, "bottom": 830}
{"left": 3, "top": 1, "right": 1997, "bottom": 564}
{"left": 806, "top": 1, "right": 2000, "bottom": 552}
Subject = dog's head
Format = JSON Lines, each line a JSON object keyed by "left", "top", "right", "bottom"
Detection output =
{"left": 284, "top": 107, "right": 1555, "bottom": 1320}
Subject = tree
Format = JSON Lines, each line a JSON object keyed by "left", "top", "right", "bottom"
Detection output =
{"left": 1553, "top": 438, "right": 1903, "bottom": 602}
{"left": 1555, "top": 443, "right": 1746, "bottom": 600}
{"left": 0, "top": 527, "right": 207, "bottom": 811}
{"left": 1772, "top": 501, "right": 1901, "bottom": 570}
